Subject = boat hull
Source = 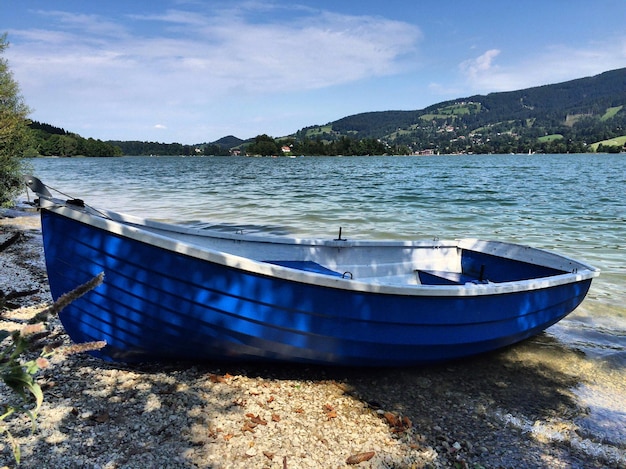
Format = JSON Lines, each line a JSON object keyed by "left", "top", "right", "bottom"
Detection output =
{"left": 39, "top": 208, "right": 593, "bottom": 366}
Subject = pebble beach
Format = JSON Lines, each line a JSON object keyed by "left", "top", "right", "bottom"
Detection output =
{"left": 1, "top": 211, "right": 625, "bottom": 468}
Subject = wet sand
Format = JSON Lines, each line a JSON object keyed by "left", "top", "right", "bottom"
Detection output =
{"left": 1, "top": 212, "right": 625, "bottom": 468}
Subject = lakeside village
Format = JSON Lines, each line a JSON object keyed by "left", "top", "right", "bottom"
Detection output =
{"left": 228, "top": 145, "right": 440, "bottom": 157}
{"left": 202, "top": 127, "right": 625, "bottom": 158}
{"left": 27, "top": 103, "right": 626, "bottom": 158}
{"left": 167, "top": 113, "right": 626, "bottom": 157}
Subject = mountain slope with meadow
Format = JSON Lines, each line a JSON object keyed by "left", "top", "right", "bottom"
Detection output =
{"left": 292, "top": 67, "right": 626, "bottom": 154}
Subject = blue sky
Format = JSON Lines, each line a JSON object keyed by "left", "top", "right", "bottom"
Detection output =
{"left": 3, "top": 0, "right": 625, "bottom": 143}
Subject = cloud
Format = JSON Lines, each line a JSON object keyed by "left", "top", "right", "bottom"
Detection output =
{"left": 6, "top": 3, "right": 422, "bottom": 140}
{"left": 459, "top": 49, "right": 501, "bottom": 79}
{"left": 32, "top": 9, "right": 130, "bottom": 38}
{"left": 459, "top": 40, "right": 626, "bottom": 94}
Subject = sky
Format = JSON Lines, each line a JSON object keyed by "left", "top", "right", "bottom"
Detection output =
{"left": 2, "top": 0, "right": 626, "bottom": 144}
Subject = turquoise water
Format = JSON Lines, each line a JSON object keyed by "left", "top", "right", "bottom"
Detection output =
{"left": 25, "top": 154, "right": 625, "bottom": 358}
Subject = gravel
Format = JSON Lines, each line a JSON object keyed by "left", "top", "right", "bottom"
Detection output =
{"left": 1, "top": 211, "right": 625, "bottom": 468}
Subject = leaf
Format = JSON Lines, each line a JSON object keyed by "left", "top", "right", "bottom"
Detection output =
{"left": 241, "top": 421, "right": 256, "bottom": 433}
{"left": 8, "top": 432, "right": 20, "bottom": 464}
{"left": 25, "top": 359, "right": 40, "bottom": 375}
{"left": 382, "top": 411, "right": 411, "bottom": 433}
{"left": 93, "top": 411, "right": 110, "bottom": 423}
{"left": 1, "top": 362, "right": 43, "bottom": 415}
{"left": 28, "top": 381, "right": 43, "bottom": 412}
{"left": 1, "top": 420, "right": 21, "bottom": 464}
{"left": 346, "top": 451, "right": 375, "bottom": 464}
{"left": 250, "top": 414, "right": 267, "bottom": 425}
{"left": 323, "top": 404, "right": 337, "bottom": 420}
{"left": 2, "top": 364, "right": 35, "bottom": 399}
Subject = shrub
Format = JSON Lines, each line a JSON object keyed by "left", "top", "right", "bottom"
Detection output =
{"left": 0, "top": 33, "right": 31, "bottom": 206}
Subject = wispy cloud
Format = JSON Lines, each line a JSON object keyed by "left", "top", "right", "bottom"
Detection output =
{"left": 458, "top": 39, "right": 626, "bottom": 93}
{"left": 7, "top": 4, "right": 422, "bottom": 140}
{"left": 459, "top": 49, "right": 501, "bottom": 80}
{"left": 32, "top": 9, "right": 130, "bottom": 38}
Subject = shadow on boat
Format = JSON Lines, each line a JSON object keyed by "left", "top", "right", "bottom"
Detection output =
{"left": 182, "top": 220, "right": 296, "bottom": 237}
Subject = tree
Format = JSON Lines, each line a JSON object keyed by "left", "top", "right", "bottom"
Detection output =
{"left": 246, "top": 134, "right": 279, "bottom": 156}
{"left": 0, "top": 33, "right": 30, "bottom": 206}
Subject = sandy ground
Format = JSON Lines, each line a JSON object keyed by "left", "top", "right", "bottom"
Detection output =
{"left": 1, "top": 211, "right": 625, "bottom": 468}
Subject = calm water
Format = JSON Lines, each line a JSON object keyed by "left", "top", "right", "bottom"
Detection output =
{"left": 24, "top": 153, "right": 626, "bottom": 448}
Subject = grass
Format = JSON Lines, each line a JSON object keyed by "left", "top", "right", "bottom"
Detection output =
{"left": 590, "top": 135, "right": 626, "bottom": 151}
{"left": 420, "top": 102, "right": 481, "bottom": 121}
{"left": 304, "top": 125, "right": 333, "bottom": 137}
{"left": 537, "top": 134, "right": 563, "bottom": 143}
{"left": 601, "top": 105, "right": 623, "bottom": 121}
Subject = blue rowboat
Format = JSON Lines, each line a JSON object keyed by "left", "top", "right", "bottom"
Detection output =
{"left": 25, "top": 176, "right": 599, "bottom": 366}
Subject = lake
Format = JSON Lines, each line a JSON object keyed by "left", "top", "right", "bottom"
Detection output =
{"left": 23, "top": 153, "right": 626, "bottom": 448}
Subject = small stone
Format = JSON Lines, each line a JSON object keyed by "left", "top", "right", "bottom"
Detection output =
{"left": 416, "top": 377, "right": 432, "bottom": 389}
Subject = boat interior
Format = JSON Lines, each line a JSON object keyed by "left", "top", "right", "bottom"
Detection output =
{"left": 124, "top": 214, "right": 571, "bottom": 287}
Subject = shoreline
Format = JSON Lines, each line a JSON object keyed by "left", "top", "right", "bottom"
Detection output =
{"left": 1, "top": 213, "right": 625, "bottom": 468}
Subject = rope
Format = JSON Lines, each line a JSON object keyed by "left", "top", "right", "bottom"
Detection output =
{"left": 29, "top": 180, "right": 112, "bottom": 220}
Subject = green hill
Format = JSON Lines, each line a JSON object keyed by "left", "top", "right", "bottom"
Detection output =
{"left": 26, "top": 121, "right": 122, "bottom": 157}
{"left": 295, "top": 67, "right": 626, "bottom": 154}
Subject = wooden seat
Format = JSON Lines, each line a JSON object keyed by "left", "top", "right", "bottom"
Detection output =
{"left": 416, "top": 270, "right": 487, "bottom": 285}
{"left": 264, "top": 260, "right": 343, "bottom": 277}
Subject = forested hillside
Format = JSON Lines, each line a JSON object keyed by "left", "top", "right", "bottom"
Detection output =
{"left": 26, "top": 121, "right": 122, "bottom": 157}
{"left": 300, "top": 67, "right": 626, "bottom": 154}
{"left": 107, "top": 135, "right": 243, "bottom": 156}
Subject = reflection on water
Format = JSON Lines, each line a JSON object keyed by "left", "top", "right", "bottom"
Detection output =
{"left": 545, "top": 298, "right": 626, "bottom": 453}
{"left": 575, "top": 379, "right": 626, "bottom": 448}
{"left": 505, "top": 333, "right": 626, "bottom": 458}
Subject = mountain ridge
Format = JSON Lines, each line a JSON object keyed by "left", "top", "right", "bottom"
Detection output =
{"left": 287, "top": 67, "right": 625, "bottom": 154}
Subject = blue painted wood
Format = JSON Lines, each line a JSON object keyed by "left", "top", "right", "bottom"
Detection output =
{"left": 40, "top": 209, "right": 593, "bottom": 366}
